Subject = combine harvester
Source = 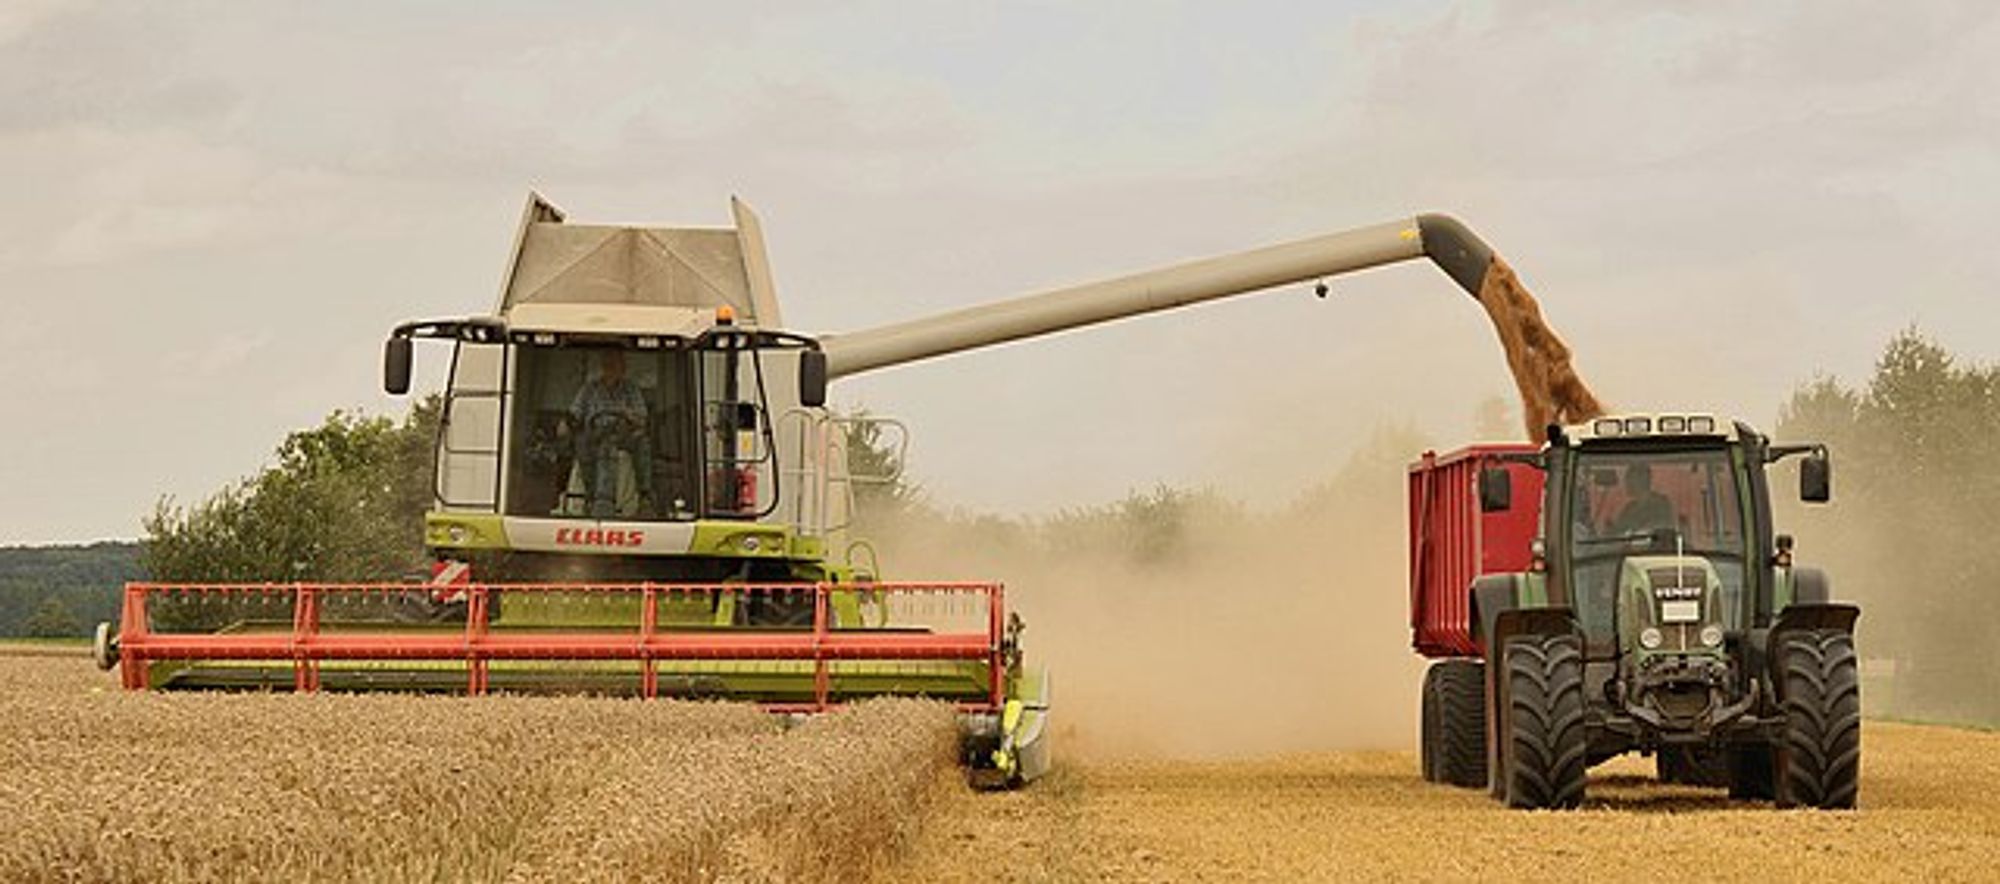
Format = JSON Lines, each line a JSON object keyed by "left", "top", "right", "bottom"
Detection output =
{"left": 1408, "top": 423, "right": 1859, "bottom": 809}
{"left": 99, "top": 194, "right": 1572, "bottom": 786}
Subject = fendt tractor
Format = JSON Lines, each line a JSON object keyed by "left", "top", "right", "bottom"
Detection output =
{"left": 1409, "top": 418, "right": 1859, "bottom": 809}
{"left": 98, "top": 192, "right": 1723, "bottom": 792}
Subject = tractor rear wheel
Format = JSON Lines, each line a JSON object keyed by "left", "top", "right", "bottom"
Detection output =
{"left": 1501, "top": 633, "right": 1587, "bottom": 809}
{"left": 1421, "top": 660, "right": 1487, "bottom": 788}
{"left": 1776, "top": 629, "right": 1861, "bottom": 809}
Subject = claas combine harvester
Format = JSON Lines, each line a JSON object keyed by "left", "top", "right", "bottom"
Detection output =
{"left": 99, "top": 193, "right": 1581, "bottom": 786}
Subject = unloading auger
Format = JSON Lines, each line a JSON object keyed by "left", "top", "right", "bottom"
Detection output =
{"left": 98, "top": 194, "right": 1512, "bottom": 787}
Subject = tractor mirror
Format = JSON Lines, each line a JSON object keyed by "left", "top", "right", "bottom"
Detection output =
{"left": 798, "top": 349, "right": 829, "bottom": 408}
{"left": 1800, "top": 451, "right": 1831, "bottom": 503}
{"left": 383, "top": 337, "right": 413, "bottom": 395}
{"left": 1478, "top": 467, "right": 1512, "bottom": 512}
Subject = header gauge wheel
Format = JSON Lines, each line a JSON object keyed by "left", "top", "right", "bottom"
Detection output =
{"left": 92, "top": 622, "right": 119, "bottom": 672}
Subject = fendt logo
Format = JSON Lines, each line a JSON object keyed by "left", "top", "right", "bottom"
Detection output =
{"left": 554, "top": 527, "right": 647, "bottom": 548}
{"left": 1653, "top": 585, "right": 1703, "bottom": 601}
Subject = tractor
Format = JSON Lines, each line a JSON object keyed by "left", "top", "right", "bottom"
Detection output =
{"left": 1412, "top": 414, "right": 1859, "bottom": 809}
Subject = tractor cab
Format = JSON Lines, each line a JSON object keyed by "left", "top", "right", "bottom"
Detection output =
{"left": 1531, "top": 414, "right": 1830, "bottom": 653}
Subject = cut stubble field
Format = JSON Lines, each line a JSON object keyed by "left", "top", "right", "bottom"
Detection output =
{"left": 6, "top": 653, "right": 1999, "bottom": 883}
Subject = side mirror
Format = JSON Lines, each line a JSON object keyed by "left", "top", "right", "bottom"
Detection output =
{"left": 798, "top": 349, "right": 828, "bottom": 408}
{"left": 1800, "top": 452, "right": 1831, "bottom": 503}
{"left": 383, "top": 337, "right": 413, "bottom": 395}
{"left": 1478, "top": 466, "right": 1512, "bottom": 513}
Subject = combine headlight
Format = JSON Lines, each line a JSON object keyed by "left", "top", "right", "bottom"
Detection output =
{"left": 1700, "top": 624, "right": 1725, "bottom": 648}
{"left": 1639, "top": 627, "right": 1664, "bottom": 650}
{"left": 1593, "top": 419, "right": 1624, "bottom": 436}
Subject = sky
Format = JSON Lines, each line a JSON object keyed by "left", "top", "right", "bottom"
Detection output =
{"left": 2, "top": 1, "right": 1995, "bottom": 544}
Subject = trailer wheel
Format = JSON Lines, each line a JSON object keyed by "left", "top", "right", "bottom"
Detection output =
{"left": 1501, "top": 634, "right": 1586, "bottom": 809}
{"left": 1421, "top": 660, "right": 1487, "bottom": 788}
{"left": 1727, "top": 745, "right": 1775, "bottom": 801}
{"left": 1776, "top": 629, "right": 1861, "bottom": 809}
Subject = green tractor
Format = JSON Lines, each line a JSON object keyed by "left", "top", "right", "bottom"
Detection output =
{"left": 1417, "top": 414, "right": 1859, "bottom": 809}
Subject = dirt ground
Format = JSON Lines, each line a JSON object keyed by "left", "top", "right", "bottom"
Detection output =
{"left": 892, "top": 722, "right": 2000, "bottom": 883}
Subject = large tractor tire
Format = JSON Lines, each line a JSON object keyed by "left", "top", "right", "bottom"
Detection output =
{"left": 1776, "top": 629, "right": 1861, "bottom": 809}
{"left": 1420, "top": 660, "right": 1487, "bottom": 788}
{"left": 1501, "top": 633, "right": 1587, "bottom": 809}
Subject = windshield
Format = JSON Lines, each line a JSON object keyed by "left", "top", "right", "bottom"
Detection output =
{"left": 500, "top": 338, "right": 780, "bottom": 522}
{"left": 506, "top": 344, "right": 700, "bottom": 520}
{"left": 1567, "top": 447, "right": 1749, "bottom": 641}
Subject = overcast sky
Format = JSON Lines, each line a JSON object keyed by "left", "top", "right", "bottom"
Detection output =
{"left": 3, "top": 1, "right": 1995, "bottom": 544}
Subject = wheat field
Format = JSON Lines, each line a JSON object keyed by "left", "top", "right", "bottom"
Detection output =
{"left": 0, "top": 655, "right": 958, "bottom": 883}
{"left": 11, "top": 653, "right": 2000, "bottom": 883}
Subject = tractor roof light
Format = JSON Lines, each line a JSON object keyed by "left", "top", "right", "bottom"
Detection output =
{"left": 1658, "top": 416, "right": 1688, "bottom": 433}
{"left": 1688, "top": 416, "right": 1717, "bottom": 433}
{"left": 1623, "top": 417, "right": 1653, "bottom": 434}
{"left": 1593, "top": 419, "right": 1624, "bottom": 437}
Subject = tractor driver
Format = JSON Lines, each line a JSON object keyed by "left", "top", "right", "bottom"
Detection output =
{"left": 1609, "top": 462, "right": 1675, "bottom": 536}
{"left": 566, "top": 349, "right": 654, "bottom": 517}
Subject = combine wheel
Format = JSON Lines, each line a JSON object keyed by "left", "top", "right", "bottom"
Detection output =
{"left": 1776, "top": 629, "right": 1861, "bottom": 809}
{"left": 1500, "top": 634, "right": 1586, "bottom": 809}
{"left": 1420, "top": 660, "right": 1487, "bottom": 788}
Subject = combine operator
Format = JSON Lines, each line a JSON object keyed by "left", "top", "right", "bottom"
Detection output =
{"left": 565, "top": 350, "right": 654, "bottom": 518}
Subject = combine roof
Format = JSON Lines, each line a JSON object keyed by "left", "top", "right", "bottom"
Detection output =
{"left": 495, "top": 192, "right": 783, "bottom": 328}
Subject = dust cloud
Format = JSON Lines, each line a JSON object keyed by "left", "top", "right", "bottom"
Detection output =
{"left": 1474, "top": 257, "right": 1605, "bottom": 438}
{"left": 871, "top": 428, "right": 1428, "bottom": 760}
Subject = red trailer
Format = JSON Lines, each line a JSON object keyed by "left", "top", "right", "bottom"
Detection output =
{"left": 1407, "top": 444, "right": 1543, "bottom": 657}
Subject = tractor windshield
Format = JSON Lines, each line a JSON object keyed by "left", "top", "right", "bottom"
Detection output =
{"left": 1566, "top": 447, "right": 1749, "bottom": 642}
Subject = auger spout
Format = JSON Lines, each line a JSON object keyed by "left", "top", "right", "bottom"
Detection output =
{"left": 820, "top": 213, "right": 1496, "bottom": 378}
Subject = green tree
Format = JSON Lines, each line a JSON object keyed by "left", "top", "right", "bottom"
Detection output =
{"left": 21, "top": 596, "right": 82, "bottom": 638}
{"left": 1777, "top": 328, "right": 2000, "bottom": 724}
{"left": 143, "top": 397, "right": 441, "bottom": 584}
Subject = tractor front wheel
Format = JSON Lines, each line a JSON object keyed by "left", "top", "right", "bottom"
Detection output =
{"left": 1501, "top": 633, "right": 1587, "bottom": 809}
{"left": 1776, "top": 629, "right": 1861, "bottom": 809}
{"left": 1421, "top": 659, "right": 1488, "bottom": 788}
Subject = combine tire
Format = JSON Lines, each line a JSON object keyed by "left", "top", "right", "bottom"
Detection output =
{"left": 1501, "top": 634, "right": 1586, "bottom": 809}
{"left": 1420, "top": 660, "right": 1487, "bottom": 788}
{"left": 1776, "top": 629, "right": 1861, "bottom": 809}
